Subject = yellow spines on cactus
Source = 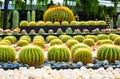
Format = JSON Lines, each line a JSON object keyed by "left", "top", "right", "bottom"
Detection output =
{"left": 43, "top": 6, "right": 75, "bottom": 23}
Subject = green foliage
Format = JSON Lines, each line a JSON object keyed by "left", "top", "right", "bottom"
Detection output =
{"left": 71, "top": 44, "right": 90, "bottom": 58}
{"left": 12, "top": 10, "right": 19, "bottom": 28}
{"left": 0, "top": 45, "right": 15, "bottom": 62}
{"left": 27, "top": 11, "right": 31, "bottom": 22}
{"left": 50, "top": 39, "right": 63, "bottom": 46}
{"left": 65, "top": 27, "right": 73, "bottom": 34}
{"left": 20, "top": 21, "right": 29, "bottom": 27}
{"left": 29, "top": 21, "right": 36, "bottom": 26}
{"left": 48, "top": 45, "right": 71, "bottom": 62}
{"left": 83, "top": 38, "right": 95, "bottom": 46}
{"left": 56, "top": 28, "right": 64, "bottom": 34}
{"left": 97, "top": 34, "right": 110, "bottom": 40}
{"left": 3, "top": 36, "right": 17, "bottom": 44}
{"left": 73, "top": 48, "right": 93, "bottom": 65}
{"left": 97, "top": 44, "right": 120, "bottom": 63}
{"left": 36, "top": 21, "right": 45, "bottom": 26}
{"left": 19, "top": 46, "right": 45, "bottom": 66}
{"left": 85, "top": 35, "right": 98, "bottom": 42}
{"left": 59, "top": 35, "right": 72, "bottom": 43}
{"left": 73, "top": 35, "right": 85, "bottom": 42}
{"left": 17, "top": 40, "right": 29, "bottom": 47}
{"left": 46, "top": 35, "right": 58, "bottom": 43}
{"left": 66, "top": 39, "right": 79, "bottom": 49}
{"left": 31, "top": 10, "right": 36, "bottom": 21}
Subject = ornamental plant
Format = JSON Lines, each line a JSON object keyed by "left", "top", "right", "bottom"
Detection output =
{"left": 36, "top": 21, "right": 45, "bottom": 26}
{"left": 46, "top": 35, "right": 58, "bottom": 43}
{"left": 56, "top": 28, "right": 64, "bottom": 35}
{"left": 48, "top": 45, "right": 71, "bottom": 62}
{"left": 3, "top": 36, "right": 17, "bottom": 44}
{"left": 73, "top": 48, "right": 93, "bottom": 65}
{"left": 45, "top": 21, "right": 53, "bottom": 26}
{"left": 38, "top": 28, "right": 45, "bottom": 35}
{"left": 97, "top": 34, "right": 110, "bottom": 40}
{"left": 65, "top": 27, "right": 73, "bottom": 34}
{"left": 50, "top": 39, "right": 63, "bottom": 46}
{"left": 19, "top": 46, "right": 45, "bottom": 66}
{"left": 53, "top": 22, "right": 60, "bottom": 26}
{"left": 70, "top": 21, "right": 78, "bottom": 26}
{"left": 29, "top": 21, "right": 36, "bottom": 26}
{"left": 82, "top": 38, "right": 95, "bottom": 47}
{"left": 17, "top": 40, "right": 29, "bottom": 47}
{"left": 85, "top": 35, "right": 98, "bottom": 42}
{"left": 73, "top": 35, "right": 85, "bottom": 42}
{"left": 97, "top": 44, "right": 120, "bottom": 63}
{"left": 66, "top": 39, "right": 79, "bottom": 49}
{"left": 21, "top": 30, "right": 27, "bottom": 35}
{"left": 29, "top": 30, "right": 36, "bottom": 35}
{"left": 59, "top": 35, "right": 72, "bottom": 43}
{"left": 20, "top": 35, "right": 31, "bottom": 43}
{"left": 20, "top": 21, "right": 29, "bottom": 27}
{"left": 61, "top": 21, "right": 69, "bottom": 26}
{"left": 74, "top": 29, "right": 81, "bottom": 34}
{"left": 114, "top": 37, "right": 120, "bottom": 45}
{"left": 0, "top": 45, "right": 15, "bottom": 62}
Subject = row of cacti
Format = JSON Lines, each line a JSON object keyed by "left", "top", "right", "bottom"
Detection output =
{"left": 20, "top": 20, "right": 106, "bottom": 27}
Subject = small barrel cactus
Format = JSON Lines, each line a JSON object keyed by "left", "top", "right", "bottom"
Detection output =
{"left": 53, "top": 22, "right": 60, "bottom": 26}
{"left": 97, "top": 20, "right": 106, "bottom": 25}
{"left": 46, "top": 35, "right": 58, "bottom": 43}
{"left": 82, "top": 29, "right": 89, "bottom": 34}
{"left": 29, "top": 21, "right": 36, "bottom": 26}
{"left": 20, "top": 21, "right": 29, "bottom": 27}
{"left": 3, "top": 36, "right": 17, "bottom": 44}
{"left": 50, "top": 39, "right": 63, "bottom": 46}
{"left": 97, "top": 34, "right": 110, "bottom": 40}
{"left": 61, "top": 21, "right": 69, "bottom": 26}
{"left": 56, "top": 28, "right": 64, "bottom": 35}
{"left": 101, "top": 39, "right": 113, "bottom": 45}
{"left": 20, "top": 35, "right": 31, "bottom": 43}
{"left": 66, "top": 39, "right": 79, "bottom": 49}
{"left": 36, "top": 21, "right": 45, "bottom": 26}
{"left": 12, "top": 30, "right": 19, "bottom": 35}
{"left": 109, "top": 33, "right": 118, "bottom": 40}
{"left": 45, "top": 21, "right": 53, "bottom": 26}
{"left": 71, "top": 44, "right": 90, "bottom": 58}
{"left": 70, "top": 21, "right": 78, "bottom": 26}
{"left": 38, "top": 28, "right": 45, "bottom": 35}
{"left": 59, "top": 35, "right": 72, "bottom": 43}
{"left": 19, "top": 46, "right": 45, "bottom": 66}
{"left": 48, "top": 29, "right": 54, "bottom": 34}
{"left": 82, "top": 38, "right": 95, "bottom": 47}
{"left": 86, "top": 21, "right": 97, "bottom": 25}
{"left": 21, "top": 30, "right": 27, "bottom": 35}
{"left": 114, "top": 37, "right": 120, "bottom": 45}
{"left": 48, "top": 45, "right": 71, "bottom": 62}
{"left": 74, "top": 29, "right": 81, "bottom": 34}
{"left": 97, "top": 44, "right": 120, "bottom": 63}
{"left": 78, "top": 21, "right": 87, "bottom": 26}
{"left": 73, "top": 48, "right": 93, "bottom": 65}
{"left": 0, "top": 45, "right": 15, "bottom": 62}
{"left": 85, "top": 35, "right": 98, "bottom": 42}
{"left": 17, "top": 40, "right": 29, "bottom": 47}
{"left": 29, "top": 30, "right": 36, "bottom": 35}
{"left": 73, "top": 35, "right": 84, "bottom": 42}
{"left": 65, "top": 27, "right": 73, "bottom": 34}
{"left": 1, "top": 40, "right": 11, "bottom": 45}
{"left": 0, "top": 42, "right": 10, "bottom": 45}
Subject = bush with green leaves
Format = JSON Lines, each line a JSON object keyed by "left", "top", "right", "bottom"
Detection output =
{"left": 48, "top": 45, "right": 71, "bottom": 62}
{"left": 82, "top": 38, "right": 95, "bottom": 47}
{"left": 46, "top": 35, "right": 58, "bottom": 43}
{"left": 97, "top": 34, "right": 110, "bottom": 40}
{"left": 71, "top": 44, "right": 90, "bottom": 58}
{"left": 73, "top": 48, "right": 93, "bottom": 65}
{"left": 85, "top": 35, "right": 98, "bottom": 42}
{"left": 65, "top": 27, "right": 73, "bottom": 34}
{"left": 0, "top": 45, "right": 15, "bottom": 62}
{"left": 3, "top": 36, "right": 17, "bottom": 44}
{"left": 73, "top": 35, "right": 85, "bottom": 42}
{"left": 97, "top": 44, "right": 120, "bottom": 63}
{"left": 66, "top": 39, "right": 79, "bottom": 49}
{"left": 17, "top": 40, "right": 29, "bottom": 47}
{"left": 20, "top": 35, "right": 31, "bottom": 43}
{"left": 59, "top": 35, "right": 72, "bottom": 43}
{"left": 19, "top": 45, "right": 45, "bottom": 66}
{"left": 50, "top": 39, "right": 63, "bottom": 46}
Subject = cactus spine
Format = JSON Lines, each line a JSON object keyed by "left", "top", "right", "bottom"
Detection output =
{"left": 12, "top": 10, "right": 19, "bottom": 29}
{"left": 31, "top": 10, "right": 36, "bottom": 21}
{"left": 27, "top": 11, "right": 31, "bottom": 22}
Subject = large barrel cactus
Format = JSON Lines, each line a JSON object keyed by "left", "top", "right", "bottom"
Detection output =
{"left": 19, "top": 46, "right": 45, "bottom": 66}
{"left": 0, "top": 45, "right": 16, "bottom": 62}
{"left": 97, "top": 44, "right": 120, "bottom": 63}
{"left": 48, "top": 45, "right": 71, "bottom": 62}
{"left": 43, "top": 6, "right": 75, "bottom": 23}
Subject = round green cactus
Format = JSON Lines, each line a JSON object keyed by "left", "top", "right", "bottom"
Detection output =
{"left": 97, "top": 44, "right": 120, "bottom": 63}
{"left": 70, "top": 21, "right": 78, "bottom": 26}
{"left": 82, "top": 38, "right": 95, "bottom": 47}
{"left": 46, "top": 35, "right": 58, "bottom": 43}
{"left": 109, "top": 33, "right": 118, "bottom": 40}
{"left": 78, "top": 21, "right": 87, "bottom": 26}
{"left": 21, "top": 30, "right": 27, "bottom": 35}
{"left": 48, "top": 45, "right": 71, "bottom": 62}
{"left": 29, "top": 21, "right": 36, "bottom": 26}
{"left": 59, "top": 35, "right": 72, "bottom": 43}
{"left": 20, "top": 35, "right": 31, "bottom": 43}
{"left": 33, "top": 36, "right": 44, "bottom": 41}
{"left": 1, "top": 40, "right": 11, "bottom": 45}
{"left": 38, "top": 28, "right": 45, "bottom": 35}
{"left": 53, "top": 22, "right": 60, "bottom": 26}
{"left": 66, "top": 39, "right": 79, "bottom": 49}
{"left": 61, "top": 21, "right": 69, "bottom": 26}
{"left": 19, "top": 46, "right": 45, "bottom": 66}
{"left": 48, "top": 29, "right": 54, "bottom": 34}
{"left": 73, "top": 48, "right": 93, "bottom": 65}
{"left": 29, "top": 30, "right": 36, "bottom": 35}
{"left": 45, "top": 21, "right": 53, "bottom": 26}
{"left": 86, "top": 21, "right": 97, "bottom": 25}
{"left": 101, "top": 39, "right": 113, "bottom": 45}
{"left": 71, "top": 44, "right": 90, "bottom": 58}
{"left": 0, "top": 45, "right": 15, "bottom": 62}
{"left": 43, "top": 6, "right": 75, "bottom": 23}
{"left": 85, "top": 35, "right": 98, "bottom": 42}
{"left": 74, "top": 29, "right": 81, "bottom": 34}
{"left": 65, "top": 27, "right": 73, "bottom": 34}
{"left": 36, "top": 21, "right": 45, "bottom": 26}
{"left": 3, "top": 36, "right": 17, "bottom": 44}
{"left": 50, "top": 39, "right": 63, "bottom": 46}
{"left": 56, "top": 28, "right": 64, "bottom": 34}
{"left": 97, "top": 34, "right": 110, "bottom": 40}
{"left": 17, "top": 40, "right": 29, "bottom": 47}
{"left": 0, "top": 42, "right": 10, "bottom": 45}
{"left": 73, "top": 35, "right": 84, "bottom": 42}
{"left": 97, "top": 20, "right": 106, "bottom": 25}
{"left": 114, "top": 37, "right": 120, "bottom": 45}
{"left": 20, "top": 21, "right": 29, "bottom": 27}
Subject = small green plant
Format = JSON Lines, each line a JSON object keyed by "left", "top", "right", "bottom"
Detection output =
{"left": 61, "top": 21, "right": 69, "bottom": 26}
{"left": 0, "top": 45, "right": 15, "bottom": 62}
{"left": 12, "top": 30, "right": 19, "bottom": 35}
{"left": 50, "top": 39, "right": 63, "bottom": 46}
{"left": 21, "top": 30, "right": 27, "bottom": 35}
{"left": 29, "top": 21, "right": 36, "bottom": 26}
{"left": 48, "top": 45, "right": 71, "bottom": 62}
{"left": 19, "top": 45, "right": 45, "bottom": 66}
{"left": 38, "top": 28, "right": 45, "bottom": 35}
{"left": 46, "top": 35, "right": 58, "bottom": 43}
{"left": 36, "top": 21, "right": 45, "bottom": 26}
{"left": 56, "top": 28, "right": 64, "bottom": 34}
{"left": 20, "top": 21, "right": 29, "bottom": 27}
{"left": 97, "top": 34, "right": 110, "bottom": 40}
{"left": 82, "top": 38, "right": 95, "bottom": 47}
{"left": 66, "top": 39, "right": 79, "bottom": 49}
{"left": 70, "top": 21, "right": 78, "bottom": 26}
{"left": 17, "top": 40, "right": 29, "bottom": 47}
{"left": 48, "top": 29, "right": 54, "bottom": 34}
{"left": 45, "top": 21, "right": 53, "bottom": 26}
{"left": 65, "top": 27, "right": 73, "bottom": 34}
{"left": 59, "top": 35, "right": 72, "bottom": 43}
{"left": 73, "top": 48, "right": 93, "bottom": 65}
{"left": 97, "top": 44, "right": 120, "bottom": 63}
{"left": 73, "top": 35, "right": 84, "bottom": 42}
